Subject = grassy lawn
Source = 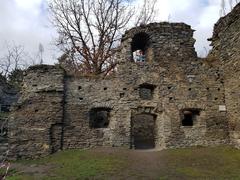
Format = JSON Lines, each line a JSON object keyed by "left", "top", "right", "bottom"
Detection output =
{"left": 7, "top": 149, "right": 125, "bottom": 180}
{"left": 5, "top": 146, "right": 240, "bottom": 180}
{"left": 159, "top": 146, "right": 240, "bottom": 179}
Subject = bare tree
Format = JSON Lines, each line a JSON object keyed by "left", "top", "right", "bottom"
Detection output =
{"left": 135, "top": 0, "right": 157, "bottom": 26}
{"left": 49, "top": 0, "right": 136, "bottom": 75}
{"left": 0, "top": 42, "right": 28, "bottom": 77}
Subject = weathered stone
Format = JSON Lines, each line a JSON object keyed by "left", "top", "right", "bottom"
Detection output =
{"left": 209, "top": 3, "right": 240, "bottom": 148}
{"left": 4, "top": 3, "right": 240, "bottom": 159}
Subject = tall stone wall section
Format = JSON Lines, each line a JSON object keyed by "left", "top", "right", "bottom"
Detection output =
{"left": 209, "top": 3, "right": 240, "bottom": 148}
{"left": 62, "top": 23, "right": 228, "bottom": 151}
{"left": 8, "top": 65, "right": 65, "bottom": 159}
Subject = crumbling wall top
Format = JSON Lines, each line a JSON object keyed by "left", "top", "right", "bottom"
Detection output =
{"left": 26, "top": 64, "right": 64, "bottom": 73}
{"left": 122, "top": 22, "right": 194, "bottom": 41}
{"left": 119, "top": 22, "right": 197, "bottom": 64}
{"left": 208, "top": 3, "right": 240, "bottom": 62}
{"left": 211, "top": 3, "right": 240, "bottom": 41}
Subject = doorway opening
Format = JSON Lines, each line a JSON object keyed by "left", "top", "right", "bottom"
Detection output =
{"left": 131, "top": 113, "right": 156, "bottom": 149}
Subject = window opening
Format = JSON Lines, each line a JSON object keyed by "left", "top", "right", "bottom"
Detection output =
{"left": 131, "top": 32, "right": 149, "bottom": 63}
{"left": 181, "top": 109, "right": 200, "bottom": 126}
{"left": 139, "top": 84, "right": 155, "bottom": 100}
{"left": 89, "top": 108, "right": 111, "bottom": 128}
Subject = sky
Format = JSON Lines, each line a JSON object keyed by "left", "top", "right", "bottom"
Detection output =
{"left": 0, "top": 0, "right": 237, "bottom": 65}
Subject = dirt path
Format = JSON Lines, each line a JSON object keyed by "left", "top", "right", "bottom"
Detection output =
{"left": 90, "top": 148, "right": 185, "bottom": 179}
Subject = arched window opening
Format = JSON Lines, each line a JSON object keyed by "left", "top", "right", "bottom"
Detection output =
{"left": 131, "top": 33, "right": 149, "bottom": 63}
{"left": 89, "top": 107, "right": 111, "bottom": 128}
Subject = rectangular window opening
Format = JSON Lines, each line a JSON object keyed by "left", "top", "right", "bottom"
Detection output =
{"left": 181, "top": 109, "right": 200, "bottom": 127}
{"left": 139, "top": 84, "right": 156, "bottom": 100}
{"left": 89, "top": 108, "right": 111, "bottom": 129}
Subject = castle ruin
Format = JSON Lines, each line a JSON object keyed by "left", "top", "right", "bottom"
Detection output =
{"left": 1, "top": 3, "right": 240, "bottom": 159}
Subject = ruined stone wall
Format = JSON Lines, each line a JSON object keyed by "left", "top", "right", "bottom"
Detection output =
{"left": 117, "top": 23, "right": 228, "bottom": 148}
{"left": 7, "top": 21, "right": 233, "bottom": 159}
{"left": 210, "top": 3, "right": 240, "bottom": 62}
{"left": 119, "top": 22, "right": 197, "bottom": 68}
{"left": 118, "top": 60, "right": 228, "bottom": 148}
{"left": 209, "top": 3, "right": 240, "bottom": 148}
{"left": 63, "top": 76, "right": 130, "bottom": 149}
{"left": 8, "top": 65, "right": 65, "bottom": 159}
{"left": 61, "top": 57, "right": 228, "bottom": 151}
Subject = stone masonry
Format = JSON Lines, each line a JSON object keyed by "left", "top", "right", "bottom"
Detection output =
{"left": 209, "top": 3, "right": 240, "bottom": 148}
{"left": 4, "top": 3, "right": 240, "bottom": 159}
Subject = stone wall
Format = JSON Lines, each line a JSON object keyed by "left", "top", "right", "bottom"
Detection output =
{"left": 7, "top": 18, "right": 238, "bottom": 159}
{"left": 119, "top": 22, "right": 197, "bottom": 67}
{"left": 8, "top": 65, "right": 65, "bottom": 159}
{"left": 209, "top": 3, "right": 240, "bottom": 148}
{"left": 61, "top": 53, "right": 228, "bottom": 151}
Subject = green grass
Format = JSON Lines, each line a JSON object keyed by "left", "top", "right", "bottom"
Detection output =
{"left": 6, "top": 146, "right": 240, "bottom": 180}
{"left": 159, "top": 146, "right": 240, "bottom": 179}
{"left": 8, "top": 149, "right": 126, "bottom": 180}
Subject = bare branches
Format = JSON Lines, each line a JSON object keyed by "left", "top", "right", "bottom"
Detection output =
{"left": 0, "top": 42, "right": 27, "bottom": 77}
{"left": 49, "top": 0, "right": 137, "bottom": 75}
{"left": 135, "top": 0, "right": 157, "bottom": 26}
{"left": 0, "top": 42, "right": 44, "bottom": 78}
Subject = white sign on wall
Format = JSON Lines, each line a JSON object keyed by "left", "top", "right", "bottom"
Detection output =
{"left": 219, "top": 105, "right": 227, "bottom": 112}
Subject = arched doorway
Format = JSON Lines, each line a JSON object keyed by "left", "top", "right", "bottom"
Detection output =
{"left": 131, "top": 113, "right": 156, "bottom": 149}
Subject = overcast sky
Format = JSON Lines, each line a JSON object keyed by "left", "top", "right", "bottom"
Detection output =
{"left": 0, "top": 0, "right": 236, "bottom": 64}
